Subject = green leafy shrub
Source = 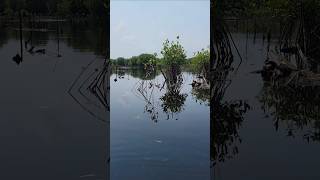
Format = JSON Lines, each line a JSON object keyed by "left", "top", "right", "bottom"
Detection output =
{"left": 161, "top": 37, "right": 187, "bottom": 67}
{"left": 191, "top": 48, "right": 210, "bottom": 75}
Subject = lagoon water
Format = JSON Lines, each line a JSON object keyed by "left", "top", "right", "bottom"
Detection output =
{"left": 210, "top": 21, "right": 320, "bottom": 180}
{"left": 1, "top": 19, "right": 320, "bottom": 180}
{"left": 111, "top": 70, "right": 210, "bottom": 180}
{"left": 0, "top": 20, "right": 109, "bottom": 180}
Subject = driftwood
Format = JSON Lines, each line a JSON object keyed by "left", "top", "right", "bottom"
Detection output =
{"left": 260, "top": 57, "right": 320, "bottom": 86}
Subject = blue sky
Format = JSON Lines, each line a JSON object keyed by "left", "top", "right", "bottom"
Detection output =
{"left": 110, "top": 0, "right": 210, "bottom": 59}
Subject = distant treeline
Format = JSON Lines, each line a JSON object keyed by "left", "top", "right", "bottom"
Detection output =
{"left": 0, "top": 0, "right": 108, "bottom": 18}
{"left": 111, "top": 53, "right": 194, "bottom": 67}
{"left": 218, "top": 0, "right": 320, "bottom": 18}
{"left": 111, "top": 54, "right": 159, "bottom": 67}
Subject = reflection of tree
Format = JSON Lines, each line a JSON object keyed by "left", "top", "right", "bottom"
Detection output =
{"left": 160, "top": 66, "right": 188, "bottom": 116}
{"left": 191, "top": 85, "right": 210, "bottom": 105}
{"left": 257, "top": 6, "right": 320, "bottom": 142}
{"left": 68, "top": 58, "right": 110, "bottom": 122}
{"left": 2, "top": 20, "right": 108, "bottom": 57}
{"left": 210, "top": 65, "right": 250, "bottom": 167}
{"left": 160, "top": 85, "right": 187, "bottom": 114}
{"left": 259, "top": 83, "right": 320, "bottom": 142}
{"left": 127, "top": 68, "right": 160, "bottom": 80}
{"left": 134, "top": 79, "right": 162, "bottom": 123}
{"left": 65, "top": 21, "right": 108, "bottom": 56}
{"left": 211, "top": 100, "right": 249, "bottom": 164}
{"left": 0, "top": 21, "right": 8, "bottom": 48}
{"left": 210, "top": 2, "right": 249, "bottom": 177}
{"left": 133, "top": 68, "right": 187, "bottom": 123}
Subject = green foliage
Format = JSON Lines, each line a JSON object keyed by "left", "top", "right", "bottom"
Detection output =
{"left": 115, "top": 57, "right": 127, "bottom": 66}
{"left": 112, "top": 53, "right": 158, "bottom": 67}
{"left": 161, "top": 37, "right": 187, "bottom": 67}
{"left": 190, "top": 48, "right": 210, "bottom": 74}
{"left": 136, "top": 53, "right": 156, "bottom": 66}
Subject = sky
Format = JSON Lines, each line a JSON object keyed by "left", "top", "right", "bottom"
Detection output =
{"left": 110, "top": 0, "right": 210, "bottom": 59}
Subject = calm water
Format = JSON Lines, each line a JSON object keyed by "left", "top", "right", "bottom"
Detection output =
{"left": 210, "top": 21, "right": 320, "bottom": 180}
{"left": 0, "top": 20, "right": 109, "bottom": 180}
{"left": 1, "top": 18, "right": 320, "bottom": 180}
{"left": 111, "top": 70, "right": 210, "bottom": 180}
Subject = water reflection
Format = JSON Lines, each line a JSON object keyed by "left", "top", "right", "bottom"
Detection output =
{"left": 259, "top": 83, "right": 320, "bottom": 142}
{"left": 210, "top": 13, "right": 251, "bottom": 179}
{"left": 160, "top": 68, "right": 188, "bottom": 116}
{"left": 257, "top": 16, "right": 320, "bottom": 142}
{"left": 116, "top": 68, "right": 190, "bottom": 122}
{"left": 209, "top": 15, "right": 320, "bottom": 179}
{"left": 0, "top": 18, "right": 110, "bottom": 180}
{"left": 111, "top": 67, "right": 210, "bottom": 179}
{"left": 0, "top": 18, "right": 108, "bottom": 57}
{"left": 68, "top": 58, "right": 110, "bottom": 122}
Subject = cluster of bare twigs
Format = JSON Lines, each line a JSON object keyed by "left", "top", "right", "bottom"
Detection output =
{"left": 211, "top": 100, "right": 250, "bottom": 164}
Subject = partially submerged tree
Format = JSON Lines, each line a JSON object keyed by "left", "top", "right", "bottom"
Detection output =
{"left": 160, "top": 37, "right": 187, "bottom": 93}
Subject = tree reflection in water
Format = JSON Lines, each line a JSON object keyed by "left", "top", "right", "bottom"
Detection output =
{"left": 259, "top": 83, "right": 320, "bottom": 142}
{"left": 258, "top": 9, "right": 320, "bottom": 142}
{"left": 160, "top": 67, "right": 187, "bottom": 116}
{"left": 132, "top": 66, "right": 188, "bottom": 123}
{"left": 210, "top": 2, "right": 250, "bottom": 177}
{"left": 191, "top": 85, "right": 210, "bottom": 105}
{"left": 134, "top": 76, "right": 163, "bottom": 122}
{"left": 68, "top": 58, "right": 110, "bottom": 123}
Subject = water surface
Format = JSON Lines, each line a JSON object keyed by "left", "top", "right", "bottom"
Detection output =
{"left": 211, "top": 20, "right": 320, "bottom": 180}
{"left": 111, "top": 70, "right": 210, "bottom": 180}
{"left": 0, "top": 20, "right": 109, "bottom": 180}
